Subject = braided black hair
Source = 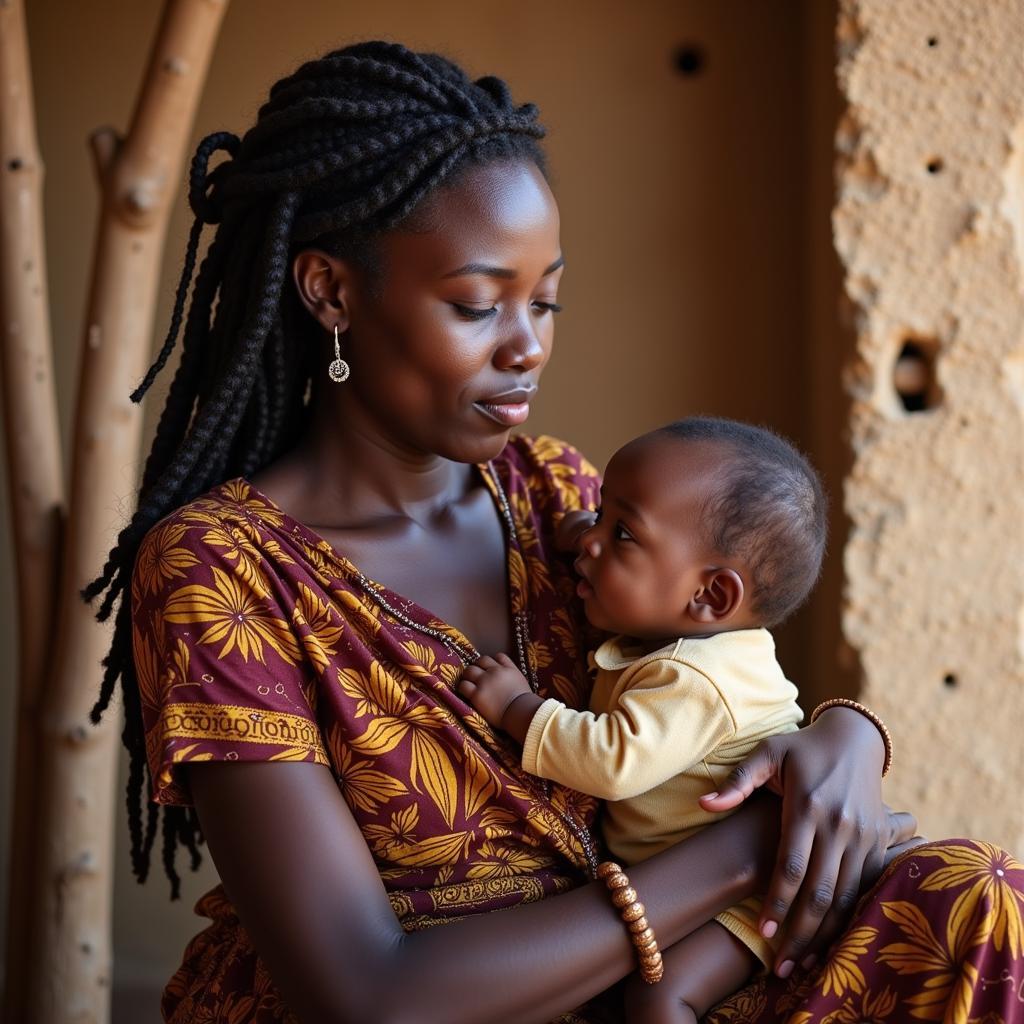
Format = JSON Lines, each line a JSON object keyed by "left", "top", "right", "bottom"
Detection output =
{"left": 84, "top": 41, "right": 546, "bottom": 897}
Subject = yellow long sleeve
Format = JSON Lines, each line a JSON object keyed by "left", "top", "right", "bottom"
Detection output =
{"left": 521, "top": 629, "right": 802, "bottom": 866}
{"left": 521, "top": 659, "right": 736, "bottom": 801}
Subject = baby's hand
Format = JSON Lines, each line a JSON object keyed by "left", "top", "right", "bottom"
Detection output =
{"left": 555, "top": 509, "right": 597, "bottom": 554}
{"left": 458, "top": 654, "right": 533, "bottom": 730}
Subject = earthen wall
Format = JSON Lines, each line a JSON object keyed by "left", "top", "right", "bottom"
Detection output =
{"left": 836, "top": 0, "right": 1024, "bottom": 851}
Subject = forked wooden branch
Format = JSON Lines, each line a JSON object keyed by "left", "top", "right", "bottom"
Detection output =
{"left": 0, "top": 1, "right": 66, "bottom": 1018}
{"left": 0, "top": 2, "right": 229, "bottom": 1021}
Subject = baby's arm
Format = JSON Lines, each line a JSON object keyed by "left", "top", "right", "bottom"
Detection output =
{"left": 461, "top": 657, "right": 735, "bottom": 801}
{"left": 458, "top": 654, "right": 545, "bottom": 743}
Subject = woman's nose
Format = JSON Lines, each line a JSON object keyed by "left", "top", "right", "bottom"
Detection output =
{"left": 493, "top": 315, "right": 548, "bottom": 371}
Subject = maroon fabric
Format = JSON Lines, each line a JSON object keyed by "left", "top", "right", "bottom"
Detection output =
{"left": 134, "top": 437, "right": 608, "bottom": 1020}
{"left": 706, "top": 839, "right": 1024, "bottom": 1024}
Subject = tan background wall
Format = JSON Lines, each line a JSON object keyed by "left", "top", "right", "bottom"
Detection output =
{"left": 0, "top": 0, "right": 848, "bottom": 1015}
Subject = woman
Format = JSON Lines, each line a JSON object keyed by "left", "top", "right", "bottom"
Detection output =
{"left": 87, "top": 43, "right": 1023, "bottom": 1023}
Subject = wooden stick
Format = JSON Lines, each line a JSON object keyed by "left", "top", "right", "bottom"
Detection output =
{"left": 24, "top": 3, "right": 229, "bottom": 1020}
{"left": 0, "top": 1, "right": 66, "bottom": 1018}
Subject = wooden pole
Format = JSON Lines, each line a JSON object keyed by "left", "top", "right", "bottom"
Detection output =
{"left": 0, "top": 1, "right": 66, "bottom": 1019}
{"left": 9, "top": 2, "right": 229, "bottom": 1021}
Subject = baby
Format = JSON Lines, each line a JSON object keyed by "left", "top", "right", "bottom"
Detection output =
{"left": 458, "top": 416, "right": 827, "bottom": 1024}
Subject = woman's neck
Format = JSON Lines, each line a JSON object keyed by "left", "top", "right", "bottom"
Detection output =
{"left": 251, "top": 398, "right": 474, "bottom": 530}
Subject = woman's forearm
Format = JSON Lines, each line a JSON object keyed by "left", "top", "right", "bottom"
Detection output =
{"left": 370, "top": 797, "right": 777, "bottom": 1024}
{"left": 191, "top": 762, "right": 778, "bottom": 1024}
{"left": 813, "top": 704, "right": 887, "bottom": 774}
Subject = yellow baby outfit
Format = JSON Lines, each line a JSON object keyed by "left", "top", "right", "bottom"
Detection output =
{"left": 521, "top": 628, "right": 803, "bottom": 965}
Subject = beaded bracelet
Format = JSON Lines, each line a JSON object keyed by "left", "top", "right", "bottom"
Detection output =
{"left": 596, "top": 861, "right": 663, "bottom": 984}
{"left": 809, "top": 698, "right": 893, "bottom": 776}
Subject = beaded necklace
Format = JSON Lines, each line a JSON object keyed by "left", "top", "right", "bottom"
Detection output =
{"left": 338, "top": 462, "right": 600, "bottom": 876}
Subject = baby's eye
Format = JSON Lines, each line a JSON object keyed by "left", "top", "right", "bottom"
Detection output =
{"left": 613, "top": 521, "right": 635, "bottom": 543}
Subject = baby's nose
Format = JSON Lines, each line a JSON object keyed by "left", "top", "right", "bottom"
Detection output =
{"left": 581, "top": 531, "right": 602, "bottom": 557}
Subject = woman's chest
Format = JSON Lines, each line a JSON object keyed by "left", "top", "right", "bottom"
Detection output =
{"left": 319, "top": 492, "right": 516, "bottom": 656}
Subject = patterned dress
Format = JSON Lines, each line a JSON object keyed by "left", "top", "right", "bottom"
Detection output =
{"left": 133, "top": 436, "right": 1024, "bottom": 1024}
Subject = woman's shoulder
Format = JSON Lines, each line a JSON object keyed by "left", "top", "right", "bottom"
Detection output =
{"left": 132, "top": 477, "right": 296, "bottom": 602}
{"left": 145, "top": 478, "right": 277, "bottom": 532}
{"left": 137, "top": 478, "right": 283, "bottom": 554}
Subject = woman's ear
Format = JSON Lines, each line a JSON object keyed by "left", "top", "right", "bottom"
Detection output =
{"left": 688, "top": 568, "right": 745, "bottom": 624}
{"left": 292, "top": 250, "right": 353, "bottom": 334}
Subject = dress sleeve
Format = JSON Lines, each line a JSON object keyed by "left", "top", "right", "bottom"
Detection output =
{"left": 521, "top": 661, "right": 736, "bottom": 801}
{"left": 131, "top": 511, "right": 329, "bottom": 806}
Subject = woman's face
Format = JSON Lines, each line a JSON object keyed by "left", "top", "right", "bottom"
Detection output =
{"left": 328, "top": 159, "right": 562, "bottom": 464}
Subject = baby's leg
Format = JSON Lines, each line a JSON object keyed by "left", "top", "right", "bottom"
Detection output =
{"left": 624, "top": 920, "right": 759, "bottom": 1024}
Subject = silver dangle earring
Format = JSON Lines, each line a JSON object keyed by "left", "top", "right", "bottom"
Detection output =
{"left": 328, "top": 323, "right": 350, "bottom": 383}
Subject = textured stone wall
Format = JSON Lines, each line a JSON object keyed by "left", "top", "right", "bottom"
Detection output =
{"left": 836, "top": 0, "right": 1024, "bottom": 851}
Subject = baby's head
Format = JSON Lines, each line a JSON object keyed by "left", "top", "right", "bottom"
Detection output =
{"left": 575, "top": 417, "right": 827, "bottom": 640}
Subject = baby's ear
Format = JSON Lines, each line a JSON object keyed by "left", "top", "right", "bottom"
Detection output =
{"left": 688, "top": 568, "right": 745, "bottom": 623}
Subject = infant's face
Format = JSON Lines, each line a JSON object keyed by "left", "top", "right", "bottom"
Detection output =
{"left": 574, "top": 434, "right": 731, "bottom": 639}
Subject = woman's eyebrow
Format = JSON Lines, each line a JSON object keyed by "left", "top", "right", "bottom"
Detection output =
{"left": 442, "top": 255, "right": 565, "bottom": 280}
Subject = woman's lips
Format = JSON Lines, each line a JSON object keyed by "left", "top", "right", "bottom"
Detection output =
{"left": 473, "top": 387, "right": 536, "bottom": 427}
{"left": 473, "top": 400, "right": 532, "bottom": 427}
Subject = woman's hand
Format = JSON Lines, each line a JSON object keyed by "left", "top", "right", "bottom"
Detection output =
{"left": 699, "top": 706, "right": 917, "bottom": 976}
{"left": 555, "top": 509, "right": 597, "bottom": 553}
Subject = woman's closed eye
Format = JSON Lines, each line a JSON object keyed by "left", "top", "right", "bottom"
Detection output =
{"left": 451, "top": 302, "right": 498, "bottom": 321}
{"left": 450, "top": 300, "right": 562, "bottom": 321}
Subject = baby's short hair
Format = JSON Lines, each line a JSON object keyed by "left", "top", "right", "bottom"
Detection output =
{"left": 657, "top": 416, "right": 828, "bottom": 627}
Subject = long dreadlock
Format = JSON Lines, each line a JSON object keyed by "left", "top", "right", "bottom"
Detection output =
{"left": 84, "top": 41, "right": 546, "bottom": 897}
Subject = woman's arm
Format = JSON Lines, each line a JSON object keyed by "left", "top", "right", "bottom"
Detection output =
{"left": 188, "top": 761, "right": 781, "bottom": 1024}
{"left": 700, "top": 705, "right": 917, "bottom": 975}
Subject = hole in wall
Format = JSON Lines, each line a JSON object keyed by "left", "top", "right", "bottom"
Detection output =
{"left": 926, "top": 158, "right": 944, "bottom": 175}
{"left": 672, "top": 44, "right": 706, "bottom": 77}
{"left": 927, "top": 36, "right": 939, "bottom": 47}
{"left": 943, "top": 673, "right": 957, "bottom": 688}
{"left": 893, "top": 337, "right": 943, "bottom": 412}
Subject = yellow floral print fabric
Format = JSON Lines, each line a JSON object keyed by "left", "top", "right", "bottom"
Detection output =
{"left": 137, "top": 437, "right": 619, "bottom": 1021}
{"left": 705, "top": 839, "right": 1024, "bottom": 1024}
{"left": 136, "top": 436, "right": 603, "bottom": 928}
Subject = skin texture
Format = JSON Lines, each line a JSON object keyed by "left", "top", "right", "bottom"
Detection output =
{"left": 187, "top": 160, "right": 917, "bottom": 1021}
